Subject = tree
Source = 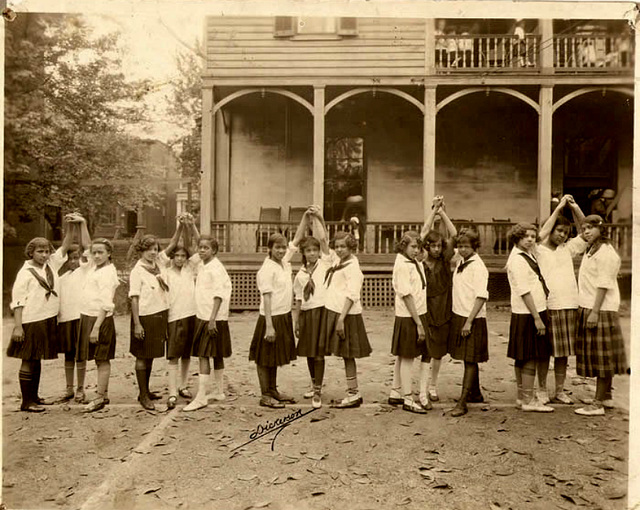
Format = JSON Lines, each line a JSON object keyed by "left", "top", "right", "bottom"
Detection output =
{"left": 4, "top": 13, "right": 162, "bottom": 235}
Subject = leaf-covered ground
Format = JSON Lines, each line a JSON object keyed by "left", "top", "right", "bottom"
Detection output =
{"left": 2, "top": 307, "right": 630, "bottom": 510}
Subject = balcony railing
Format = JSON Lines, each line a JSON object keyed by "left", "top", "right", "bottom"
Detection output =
{"left": 210, "top": 220, "right": 632, "bottom": 260}
{"left": 435, "top": 35, "right": 540, "bottom": 71}
{"left": 554, "top": 35, "right": 634, "bottom": 71}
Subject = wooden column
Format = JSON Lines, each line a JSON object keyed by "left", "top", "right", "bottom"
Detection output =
{"left": 313, "top": 86, "right": 326, "bottom": 210}
{"left": 423, "top": 86, "right": 437, "bottom": 222}
{"left": 424, "top": 19, "right": 435, "bottom": 75}
{"left": 538, "top": 19, "right": 554, "bottom": 74}
{"left": 537, "top": 85, "right": 553, "bottom": 224}
{"left": 200, "top": 86, "right": 215, "bottom": 235}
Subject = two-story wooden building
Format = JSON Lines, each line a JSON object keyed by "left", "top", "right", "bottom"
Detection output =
{"left": 199, "top": 15, "right": 633, "bottom": 308}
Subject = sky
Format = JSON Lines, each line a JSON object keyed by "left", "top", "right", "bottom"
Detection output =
{"left": 84, "top": 12, "right": 205, "bottom": 143}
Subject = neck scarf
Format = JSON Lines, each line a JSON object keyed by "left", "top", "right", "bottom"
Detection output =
{"left": 457, "top": 258, "right": 475, "bottom": 274}
{"left": 141, "top": 263, "right": 170, "bottom": 293}
{"left": 28, "top": 265, "right": 58, "bottom": 300}
{"left": 324, "top": 259, "right": 352, "bottom": 288}
{"left": 401, "top": 253, "right": 426, "bottom": 289}
{"left": 302, "top": 261, "right": 319, "bottom": 301}
{"left": 518, "top": 252, "right": 550, "bottom": 298}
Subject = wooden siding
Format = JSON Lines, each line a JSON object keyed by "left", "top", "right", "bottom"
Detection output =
{"left": 205, "top": 17, "right": 427, "bottom": 78}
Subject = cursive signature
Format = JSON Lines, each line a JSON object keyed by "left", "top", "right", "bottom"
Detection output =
{"left": 232, "top": 407, "right": 318, "bottom": 452}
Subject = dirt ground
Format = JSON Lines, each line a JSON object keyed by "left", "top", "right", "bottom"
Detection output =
{"left": 2, "top": 305, "right": 631, "bottom": 510}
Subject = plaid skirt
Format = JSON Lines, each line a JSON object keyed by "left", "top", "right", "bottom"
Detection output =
{"left": 547, "top": 308, "right": 576, "bottom": 357}
{"left": 191, "top": 318, "right": 232, "bottom": 359}
{"left": 7, "top": 316, "right": 59, "bottom": 360}
{"left": 78, "top": 314, "right": 117, "bottom": 362}
{"left": 296, "top": 306, "right": 328, "bottom": 358}
{"left": 575, "top": 307, "right": 627, "bottom": 378}
{"left": 507, "top": 311, "right": 551, "bottom": 361}
{"left": 58, "top": 318, "right": 80, "bottom": 354}
{"left": 130, "top": 310, "right": 168, "bottom": 359}
{"left": 391, "top": 314, "right": 429, "bottom": 359}
{"left": 167, "top": 315, "right": 196, "bottom": 359}
{"left": 449, "top": 314, "right": 489, "bottom": 363}
{"left": 249, "top": 313, "right": 297, "bottom": 367}
{"left": 323, "top": 310, "right": 372, "bottom": 359}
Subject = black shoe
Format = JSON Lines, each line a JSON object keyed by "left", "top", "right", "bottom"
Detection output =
{"left": 138, "top": 395, "right": 155, "bottom": 411}
{"left": 149, "top": 391, "right": 162, "bottom": 400}
{"left": 270, "top": 390, "right": 296, "bottom": 403}
{"left": 450, "top": 401, "right": 468, "bottom": 417}
{"left": 33, "top": 396, "right": 54, "bottom": 406}
{"left": 259, "top": 396, "right": 285, "bottom": 409}
{"left": 21, "top": 402, "right": 45, "bottom": 413}
{"left": 388, "top": 397, "right": 404, "bottom": 406}
{"left": 467, "top": 393, "right": 485, "bottom": 403}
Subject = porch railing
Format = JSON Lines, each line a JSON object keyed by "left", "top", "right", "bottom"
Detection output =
{"left": 435, "top": 35, "right": 540, "bottom": 71}
{"left": 210, "top": 220, "right": 632, "bottom": 260}
{"left": 553, "top": 35, "right": 634, "bottom": 71}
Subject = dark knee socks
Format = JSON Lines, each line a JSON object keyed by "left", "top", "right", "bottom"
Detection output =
{"left": 213, "top": 357, "right": 224, "bottom": 370}
{"left": 19, "top": 361, "right": 35, "bottom": 406}
{"left": 314, "top": 358, "right": 325, "bottom": 390}
{"left": 257, "top": 365, "right": 270, "bottom": 397}
{"left": 306, "top": 357, "right": 315, "bottom": 381}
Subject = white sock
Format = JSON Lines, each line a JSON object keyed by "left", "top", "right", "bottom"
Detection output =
{"left": 419, "top": 362, "right": 429, "bottom": 397}
{"left": 391, "top": 357, "right": 402, "bottom": 396}
{"left": 196, "top": 373, "right": 208, "bottom": 402}
{"left": 168, "top": 363, "right": 178, "bottom": 397}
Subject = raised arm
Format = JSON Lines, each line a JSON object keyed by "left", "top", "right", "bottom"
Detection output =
{"left": 291, "top": 209, "right": 310, "bottom": 248}
{"left": 164, "top": 221, "right": 184, "bottom": 255}
{"left": 539, "top": 195, "right": 568, "bottom": 241}
{"left": 566, "top": 195, "right": 586, "bottom": 234}
{"left": 420, "top": 196, "right": 443, "bottom": 239}
{"left": 59, "top": 215, "right": 76, "bottom": 255}
{"left": 78, "top": 216, "right": 91, "bottom": 251}
{"left": 437, "top": 204, "right": 457, "bottom": 239}
{"left": 309, "top": 205, "right": 330, "bottom": 255}
{"left": 189, "top": 217, "right": 201, "bottom": 251}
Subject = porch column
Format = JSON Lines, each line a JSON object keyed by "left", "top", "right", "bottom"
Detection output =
{"left": 424, "top": 19, "right": 435, "bottom": 75}
{"left": 313, "top": 86, "right": 326, "bottom": 210}
{"left": 200, "top": 85, "right": 215, "bottom": 235}
{"left": 423, "top": 85, "right": 437, "bottom": 222}
{"left": 537, "top": 85, "right": 553, "bottom": 224}
{"left": 538, "top": 19, "right": 554, "bottom": 74}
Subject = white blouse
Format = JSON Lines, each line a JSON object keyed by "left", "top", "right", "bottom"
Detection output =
{"left": 578, "top": 243, "right": 621, "bottom": 312}
{"left": 80, "top": 262, "right": 119, "bottom": 318}
{"left": 257, "top": 244, "right": 296, "bottom": 316}
{"left": 158, "top": 252, "right": 198, "bottom": 322}
{"left": 506, "top": 247, "right": 547, "bottom": 315}
{"left": 452, "top": 253, "right": 489, "bottom": 318}
{"left": 59, "top": 267, "right": 89, "bottom": 323}
{"left": 293, "top": 253, "right": 332, "bottom": 311}
{"left": 537, "top": 236, "right": 587, "bottom": 311}
{"left": 128, "top": 259, "right": 170, "bottom": 316}
{"left": 195, "top": 256, "right": 232, "bottom": 321}
{"left": 10, "top": 249, "right": 67, "bottom": 324}
{"left": 392, "top": 253, "right": 427, "bottom": 317}
{"left": 323, "top": 251, "right": 364, "bottom": 316}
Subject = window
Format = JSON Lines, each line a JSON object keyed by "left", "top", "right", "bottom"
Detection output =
{"left": 274, "top": 17, "right": 358, "bottom": 38}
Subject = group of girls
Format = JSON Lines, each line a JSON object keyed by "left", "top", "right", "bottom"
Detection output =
{"left": 506, "top": 195, "right": 627, "bottom": 416}
{"left": 9, "top": 213, "right": 119, "bottom": 413}
{"left": 9, "top": 196, "right": 627, "bottom": 417}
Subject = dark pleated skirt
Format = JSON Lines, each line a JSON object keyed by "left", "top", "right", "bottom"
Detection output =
{"left": 7, "top": 316, "right": 59, "bottom": 360}
{"left": 547, "top": 309, "right": 576, "bottom": 358}
{"left": 249, "top": 313, "right": 297, "bottom": 367}
{"left": 428, "top": 321, "right": 450, "bottom": 359}
{"left": 391, "top": 314, "right": 429, "bottom": 358}
{"left": 448, "top": 313, "right": 489, "bottom": 363}
{"left": 130, "top": 310, "right": 168, "bottom": 359}
{"left": 77, "top": 314, "right": 117, "bottom": 362}
{"left": 323, "top": 310, "right": 372, "bottom": 359}
{"left": 58, "top": 319, "right": 80, "bottom": 354}
{"left": 191, "top": 318, "right": 232, "bottom": 358}
{"left": 296, "top": 307, "right": 328, "bottom": 358}
{"left": 167, "top": 315, "right": 196, "bottom": 359}
{"left": 507, "top": 311, "right": 551, "bottom": 361}
{"left": 575, "top": 307, "right": 627, "bottom": 378}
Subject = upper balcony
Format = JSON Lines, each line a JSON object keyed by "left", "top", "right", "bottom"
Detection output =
{"left": 204, "top": 17, "right": 634, "bottom": 83}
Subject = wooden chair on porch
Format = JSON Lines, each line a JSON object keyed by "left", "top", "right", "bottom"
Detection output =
{"left": 255, "top": 206, "right": 282, "bottom": 252}
{"left": 492, "top": 217, "right": 511, "bottom": 254}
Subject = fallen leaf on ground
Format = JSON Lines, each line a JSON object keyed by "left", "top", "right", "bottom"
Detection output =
{"left": 429, "top": 480, "right": 452, "bottom": 490}
{"left": 397, "top": 496, "right": 412, "bottom": 505}
{"left": 307, "top": 453, "right": 328, "bottom": 461}
{"left": 606, "top": 488, "right": 626, "bottom": 500}
{"left": 142, "top": 486, "right": 161, "bottom": 495}
{"left": 494, "top": 468, "right": 514, "bottom": 477}
{"left": 237, "top": 473, "right": 257, "bottom": 481}
{"left": 311, "top": 490, "right": 325, "bottom": 497}
{"left": 560, "top": 494, "right": 577, "bottom": 505}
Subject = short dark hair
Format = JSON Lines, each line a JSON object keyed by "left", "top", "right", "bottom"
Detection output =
{"left": 168, "top": 245, "right": 192, "bottom": 259}
{"left": 422, "top": 230, "right": 443, "bottom": 249}
{"left": 25, "top": 237, "right": 54, "bottom": 259}
{"left": 508, "top": 223, "right": 537, "bottom": 246}
{"left": 454, "top": 228, "right": 481, "bottom": 250}
{"left": 332, "top": 231, "right": 358, "bottom": 251}
{"left": 133, "top": 234, "right": 161, "bottom": 256}
{"left": 198, "top": 236, "right": 219, "bottom": 255}
{"left": 552, "top": 215, "right": 572, "bottom": 231}
{"left": 395, "top": 231, "right": 421, "bottom": 254}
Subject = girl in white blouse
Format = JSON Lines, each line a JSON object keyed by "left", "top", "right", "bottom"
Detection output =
{"left": 158, "top": 217, "right": 199, "bottom": 410}
{"left": 249, "top": 217, "right": 307, "bottom": 408}
{"left": 129, "top": 235, "right": 170, "bottom": 411}
{"left": 80, "top": 239, "right": 120, "bottom": 413}
{"left": 184, "top": 234, "right": 233, "bottom": 412}
{"left": 448, "top": 229, "right": 489, "bottom": 417}
{"left": 506, "top": 223, "right": 553, "bottom": 413}
{"left": 389, "top": 231, "right": 428, "bottom": 414}
{"left": 574, "top": 215, "right": 627, "bottom": 416}
{"left": 292, "top": 207, "right": 331, "bottom": 409}
{"left": 9, "top": 228, "right": 73, "bottom": 412}
{"left": 322, "top": 231, "right": 372, "bottom": 409}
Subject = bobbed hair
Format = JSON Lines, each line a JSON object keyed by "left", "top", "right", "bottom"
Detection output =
{"left": 423, "top": 230, "right": 444, "bottom": 248}
{"left": 267, "top": 233, "right": 287, "bottom": 252}
{"left": 168, "top": 244, "right": 192, "bottom": 259}
{"left": 25, "top": 237, "right": 55, "bottom": 259}
{"left": 300, "top": 236, "right": 321, "bottom": 266}
{"left": 552, "top": 215, "right": 572, "bottom": 231}
{"left": 332, "top": 231, "right": 358, "bottom": 252}
{"left": 394, "top": 231, "right": 421, "bottom": 254}
{"left": 508, "top": 222, "right": 538, "bottom": 246}
{"left": 92, "top": 238, "right": 114, "bottom": 260}
{"left": 454, "top": 228, "right": 481, "bottom": 250}
{"left": 198, "top": 235, "right": 219, "bottom": 255}
{"left": 133, "top": 234, "right": 161, "bottom": 256}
